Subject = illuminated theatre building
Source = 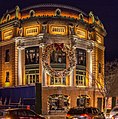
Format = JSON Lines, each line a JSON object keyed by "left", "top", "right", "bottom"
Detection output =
{"left": 0, "top": 4, "right": 106, "bottom": 114}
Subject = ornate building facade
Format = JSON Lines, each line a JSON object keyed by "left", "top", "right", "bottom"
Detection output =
{"left": 0, "top": 4, "right": 106, "bottom": 114}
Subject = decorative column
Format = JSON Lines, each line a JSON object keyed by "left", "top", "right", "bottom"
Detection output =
{"left": 88, "top": 51, "right": 93, "bottom": 87}
{"left": 18, "top": 47, "right": 23, "bottom": 85}
{"left": 70, "top": 70, "right": 74, "bottom": 86}
{"left": 39, "top": 43, "right": 45, "bottom": 86}
{"left": 87, "top": 43, "right": 93, "bottom": 87}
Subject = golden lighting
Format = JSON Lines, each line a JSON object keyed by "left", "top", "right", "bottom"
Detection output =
{"left": 96, "top": 35, "right": 102, "bottom": 44}
{"left": 5, "top": 82, "right": 10, "bottom": 87}
{"left": 75, "top": 28, "right": 87, "bottom": 39}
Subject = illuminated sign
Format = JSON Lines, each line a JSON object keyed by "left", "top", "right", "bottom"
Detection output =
{"left": 75, "top": 28, "right": 86, "bottom": 39}
{"left": 25, "top": 26, "right": 39, "bottom": 36}
{"left": 3, "top": 30, "right": 13, "bottom": 40}
{"left": 49, "top": 25, "right": 67, "bottom": 35}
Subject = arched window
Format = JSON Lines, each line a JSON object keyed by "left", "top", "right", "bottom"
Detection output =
{"left": 79, "top": 13, "right": 84, "bottom": 20}
{"left": 55, "top": 8, "right": 61, "bottom": 16}
{"left": 29, "top": 10, "right": 35, "bottom": 17}
{"left": 76, "top": 48, "right": 86, "bottom": 66}
{"left": 6, "top": 14, "right": 10, "bottom": 21}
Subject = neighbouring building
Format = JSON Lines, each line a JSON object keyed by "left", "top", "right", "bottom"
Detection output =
{"left": 0, "top": 4, "right": 106, "bottom": 114}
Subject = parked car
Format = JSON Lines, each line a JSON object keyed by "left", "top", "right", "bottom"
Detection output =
{"left": 110, "top": 106, "right": 118, "bottom": 118}
{"left": 111, "top": 113, "right": 118, "bottom": 119}
{"left": 66, "top": 107, "right": 105, "bottom": 119}
{"left": 0, "top": 108, "right": 45, "bottom": 119}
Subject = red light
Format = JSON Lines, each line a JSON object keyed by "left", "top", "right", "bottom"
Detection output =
{"left": 66, "top": 114, "right": 71, "bottom": 117}
{"left": 26, "top": 105, "right": 30, "bottom": 110}
{"left": 80, "top": 114, "right": 92, "bottom": 119}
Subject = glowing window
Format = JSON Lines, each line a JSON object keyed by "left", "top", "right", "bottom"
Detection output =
{"left": 50, "top": 77, "right": 66, "bottom": 85}
{"left": 76, "top": 70, "right": 86, "bottom": 86}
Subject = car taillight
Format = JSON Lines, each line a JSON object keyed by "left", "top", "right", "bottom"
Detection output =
{"left": 80, "top": 114, "right": 92, "bottom": 119}
{"left": 1, "top": 117, "right": 12, "bottom": 119}
{"left": 66, "top": 114, "right": 71, "bottom": 117}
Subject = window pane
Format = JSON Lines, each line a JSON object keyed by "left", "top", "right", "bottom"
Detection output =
{"left": 25, "top": 47, "right": 39, "bottom": 64}
{"left": 5, "top": 49, "right": 10, "bottom": 62}
{"left": 76, "top": 49, "right": 86, "bottom": 66}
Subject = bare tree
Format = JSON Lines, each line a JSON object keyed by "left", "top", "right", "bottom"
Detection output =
{"left": 94, "top": 60, "right": 118, "bottom": 115}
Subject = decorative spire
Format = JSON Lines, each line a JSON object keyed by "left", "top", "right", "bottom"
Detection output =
{"left": 15, "top": 5, "right": 20, "bottom": 18}
{"left": 89, "top": 11, "right": 95, "bottom": 23}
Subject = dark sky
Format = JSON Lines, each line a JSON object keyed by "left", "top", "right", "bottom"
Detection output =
{"left": 0, "top": 0, "right": 118, "bottom": 61}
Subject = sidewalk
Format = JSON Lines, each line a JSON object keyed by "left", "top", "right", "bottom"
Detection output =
{"left": 43, "top": 114, "right": 66, "bottom": 119}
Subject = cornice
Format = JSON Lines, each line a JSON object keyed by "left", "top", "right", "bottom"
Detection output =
{"left": 72, "top": 35, "right": 105, "bottom": 51}
{"left": 0, "top": 38, "right": 15, "bottom": 46}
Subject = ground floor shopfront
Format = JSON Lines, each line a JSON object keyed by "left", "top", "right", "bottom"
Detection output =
{"left": 42, "top": 86, "right": 103, "bottom": 114}
{"left": 0, "top": 84, "right": 104, "bottom": 114}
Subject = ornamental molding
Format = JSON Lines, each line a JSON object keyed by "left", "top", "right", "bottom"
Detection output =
{"left": 22, "top": 4, "right": 87, "bottom": 16}
{"left": 0, "top": 38, "right": 15, "bottom": 46}
{"left": 15, "top": 33, "right": 44, "bottom": 48}
{"left": 71, "top": 35, "right": 104, "bottom": 51}
{"left": 94, "top": 42, "right": 105, "bottom": 51}
{"left": 42, "top": 43, "right": 76, "bottom": 77}
{"left": 43, "top": 34, "right": 71, "bottom": 44}
{"left": 71, "top": 35, "right": 94, "bottom": 52}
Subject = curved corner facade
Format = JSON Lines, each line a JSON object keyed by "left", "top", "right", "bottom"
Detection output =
{"left": 0, "top": 4, "right": 107, "bottom": 114}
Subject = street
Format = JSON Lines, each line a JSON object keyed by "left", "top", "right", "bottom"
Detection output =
{"left": 44, "top": 115, "right": 66, "bottom": 119}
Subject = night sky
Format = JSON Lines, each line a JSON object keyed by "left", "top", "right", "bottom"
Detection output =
{"left": 0, "top": 0, "right": 118, "bottom": 61}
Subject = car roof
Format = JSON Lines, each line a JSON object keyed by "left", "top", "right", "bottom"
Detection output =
{"left": 0, "top": 108, "right": 30, "bottom": 112}
{"left": 70, "top": 107, "right": 98, "bottom": 109}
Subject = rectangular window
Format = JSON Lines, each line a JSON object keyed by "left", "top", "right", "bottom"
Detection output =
{"left": 98, "top": 63, "right": 101, "bottom": 73}
{"left": 26, "top": 73, "right": 39, "bottom": 85}
{"left": 6, "top": 72, "right": 9, "bottom": 82}
{"left": 25, "top": 47, "right": 39, "bottom": 64}
{"left": 76, "top": 70, "right": 86, "bottom": 86}
{"left": 50, "top": 77, "right": 66, "bottom": 85}
{"left": 76, "top": 49, "right": 86, "bottom": 66}
{"left": 5, "top": 49, "right": 10, "bottom": 62}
